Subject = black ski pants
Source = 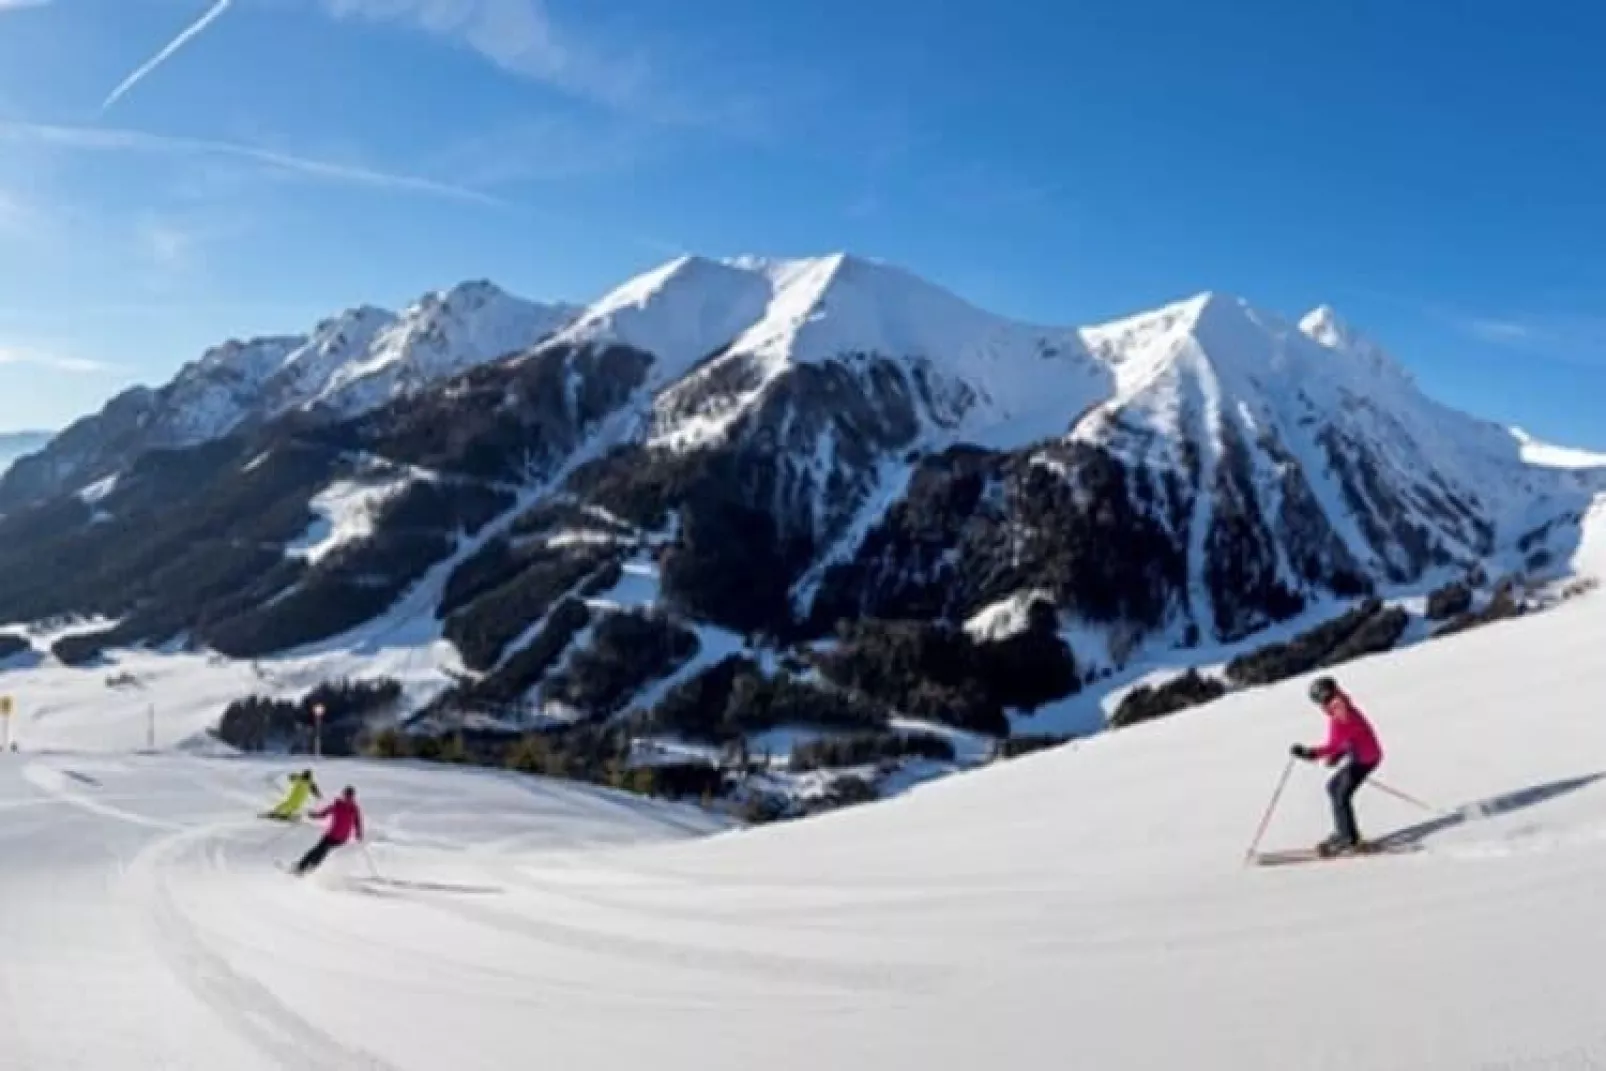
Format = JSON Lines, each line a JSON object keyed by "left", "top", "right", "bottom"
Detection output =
{"left": 1327, "top": 760, "right": 1377, "bottom": 844}
{"left": 295, "top": 835, "right": 339, "bottom": 875}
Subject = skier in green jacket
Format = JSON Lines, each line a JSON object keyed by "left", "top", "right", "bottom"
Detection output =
{"left": 263, "top": 769, "right": 322, "bottom": 821}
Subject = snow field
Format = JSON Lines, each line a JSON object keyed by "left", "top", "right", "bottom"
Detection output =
{"left": 0, "top": 755, "right": 728, "bottom": 1070}
{"left": 0, "top": 524, "right": 1602, "bottom": 1066}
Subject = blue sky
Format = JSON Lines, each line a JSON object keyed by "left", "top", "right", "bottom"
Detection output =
{"left": 0, "top": 0, "right": 1603, "bottom": 448}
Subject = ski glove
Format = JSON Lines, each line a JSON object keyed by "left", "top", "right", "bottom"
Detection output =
{"left": 1290, "top": 744, "right": 1315, "bottom": 761}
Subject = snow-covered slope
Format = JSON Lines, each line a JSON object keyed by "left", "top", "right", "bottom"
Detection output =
{"left": 0, "top": 504, "right": 1603, "bottom": 1068}
{"left": 1512, "top": 426, "right": 1606, "bottom": 471}
{"left": 1060, "top": 291, "right": 1597, "bottom": 640}
{"left": 0, "top": 283, "right": 579, "bottom": 509}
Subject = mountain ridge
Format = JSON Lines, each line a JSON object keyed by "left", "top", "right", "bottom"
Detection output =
{"left": 0, "top": 280, "right": 581, "bottom": 512}
{"left": 0, "top": 252, "right": 1602, "bottom": 765}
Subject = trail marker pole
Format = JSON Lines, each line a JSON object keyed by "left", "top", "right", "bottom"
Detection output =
{"left": 312, "top": 703, "right": 325, "bottom": 758}
{"left": 147, "top": 704, "right": 155, "bottom": 752}
{"left": 0, "top": 696, "right": 11, "bottom": 752}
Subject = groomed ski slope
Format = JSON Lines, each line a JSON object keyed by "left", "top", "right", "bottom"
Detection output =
{"left": 0, "top": 507, "right": 1603, "bottom": 1069}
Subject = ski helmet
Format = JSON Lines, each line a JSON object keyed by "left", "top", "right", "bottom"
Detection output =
{"left": 1309, "top": 676, "right": 1338, "bottom": 704}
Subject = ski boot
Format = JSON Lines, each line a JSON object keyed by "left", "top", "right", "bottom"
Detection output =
{"left": 1315, "top": 834, "right": 1362, "bottom": 858}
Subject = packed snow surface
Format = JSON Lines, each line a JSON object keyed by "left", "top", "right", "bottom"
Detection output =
{"left": 0, "top": 503, "right": 1600, "bottom": 1067}
{"left": 286, "top": 474, "right": 415, "bottom": 565}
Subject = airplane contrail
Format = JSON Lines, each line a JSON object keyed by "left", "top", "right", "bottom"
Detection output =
{"left": 102, "top": 0, "right": 233, "bottom": 112}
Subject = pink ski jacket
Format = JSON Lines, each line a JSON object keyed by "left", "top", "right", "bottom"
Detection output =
{"left": 1312, "top": 693, "right": 1384, "bottom": 766}
{"left": 313, "top": 797, "right": 363, "bottom": 844}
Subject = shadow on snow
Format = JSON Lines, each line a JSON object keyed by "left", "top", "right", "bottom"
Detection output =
{"left": 1373, "top": 771, "right": 1606, "bottom": 848}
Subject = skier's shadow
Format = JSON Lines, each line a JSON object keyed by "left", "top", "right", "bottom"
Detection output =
{"left": 1372, "top": 772, "right": 1606, "bottom": 849}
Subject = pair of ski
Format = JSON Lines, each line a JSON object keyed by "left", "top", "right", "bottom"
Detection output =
{"left": 1251, "top": 839, "right": 1422, "bottom": 867}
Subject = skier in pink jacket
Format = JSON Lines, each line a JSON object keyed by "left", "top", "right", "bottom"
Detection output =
{"left": 292, "top": 785, "right": 364, "bottom": 876}
{"left": 1292, "top": 676, "right": 1384, "bottom": 855}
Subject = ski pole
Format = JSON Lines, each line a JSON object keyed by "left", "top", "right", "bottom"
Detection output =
{"left": 360, "top": 841, "right": 382, "bottom": 880}
{"left": 1367, "top": 778, "right": 1449, "bottom": 816}
{"left": 1243, "top": 754, "right": 1296, "bottom": 865}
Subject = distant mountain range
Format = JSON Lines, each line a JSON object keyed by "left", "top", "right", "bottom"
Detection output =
{"left": 0, "top": 281, "right": 577, "bottom": 510}
{"left": 1, "top": 253, "right": 1602, "bottom": 766}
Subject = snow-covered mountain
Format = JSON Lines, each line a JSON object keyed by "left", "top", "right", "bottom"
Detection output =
{"left": 0, "top": 282, "right": 579, "bottom": 511}
{"left": 1048, "top": 291, "right": 1588, "bottom": 641}
{"left": 0, "top": 250, "right": 1601, "bottom": 757}
{"left": 548, "top": 253, "right": 1107, "bottom": 451}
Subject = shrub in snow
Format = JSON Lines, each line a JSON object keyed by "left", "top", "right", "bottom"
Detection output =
{"left": 997, "top": 734, "right": 1074, "bottom": 759}
{"left": 1109, "top": 670, "right": 1227, "bottom": 729}
{"left": 788, "top": 732, "right": 956, "bottom": 772}
{"left": 1320, "top": 606, "right": 1409, "bottom": 666}
{"left": 1433, "top": 578, "right": 1529, "bottom": 639}
{"left": 1426, "top": 581, "right": 1474, "bottom": 621}
{"left": 1225, "top": 598, "right": 1395, "bottom": 688}
{"left": 739, "top": 793, "right": 793, "bottom": 824}
{"left": 807, "top": 775, "right": 878, "bottom": 812}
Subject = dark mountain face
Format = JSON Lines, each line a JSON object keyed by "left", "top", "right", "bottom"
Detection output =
{"left": 0, "top": 342, "right": 655, "bottom": 663}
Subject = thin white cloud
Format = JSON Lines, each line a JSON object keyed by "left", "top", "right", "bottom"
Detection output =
{"left": 1465, "top": 318, "right": 1535, "bottom": 344}
{"left": 1457, "top": 313, "right": 1606, "bottom": 369}
{"left": 318, "top": 0, "right": 766, "bottom": 133}
{"left": 0, "top": 347, "right": 113, "bottom": 375}
{"left": 0, "top": 120, "right": 500, "bottom": 204}
{"left": 103, "top": 0, "right": 233, "bottom": 112}
{"left": 0, "top": 0, "right": 52, "bottom": 10}
{"left": 321, "top": 0, "right": 647, "bottom": 111}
